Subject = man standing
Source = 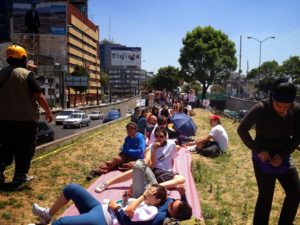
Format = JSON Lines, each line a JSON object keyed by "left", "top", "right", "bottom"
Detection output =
{"left": 0, "top": 45, "right": 53, "bottom": 185}
{"left": 237, "top": 78, "right": 300, "bottom": 225}
{"left": 184, "top": 115, "right": 228, "bottom": 157}
{"left": 86, "top": 122, "right": 146, "bottom": 180}
{"left": 25, "top": 3, "right": 40, "bottom": 33}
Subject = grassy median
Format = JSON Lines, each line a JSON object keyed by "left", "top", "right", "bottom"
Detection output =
{"left": 0, "top": 108, "right": 299, "bottom": 225}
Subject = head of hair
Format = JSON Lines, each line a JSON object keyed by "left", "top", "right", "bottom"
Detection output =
{"left": 174, "top": 201, "right": 193, "bottom": 220}
{"left": 134, "top": 106, "right": 141, "bottom": 112}
{"left": 157, "top": 116, "right": 167, "bottom": 126}
{"left": 183, "top": 107, "right": 188, "bottom": 115}
{"left": 271, "top": 78, "right": 296, "bottom": 103}
{"left": 154, "top": 127, "right": 167, "bottom": 136}
{"left": 126, "top": 122, "right": 137, "bottom": 129}
{"left": 151, "top": 184, "right": 167, "bottom": 206}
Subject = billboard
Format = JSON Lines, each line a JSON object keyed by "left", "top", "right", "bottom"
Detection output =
{"left": 12, "top": 2, "right": 67, "bottom": 35}
{"left": 111, "top": 47, "right": 141, "bottom": 67}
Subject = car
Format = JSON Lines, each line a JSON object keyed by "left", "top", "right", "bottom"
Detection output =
{"left": 103, "top": 110, "right": 122, "bottom": 123}
{"left": 63, "top": 113, "right": 91, "bottom": 128}
{"left": 126, "top": 109, "right": 134, "bottom": 116}
{"left": 89, "top": 111, "right": 104, "bottom": 120}
{"left": 37, "top": 121, "right": 54, "bottom": 145}
{"left": 55, "top": 108, "right": 82, "bottom": 125}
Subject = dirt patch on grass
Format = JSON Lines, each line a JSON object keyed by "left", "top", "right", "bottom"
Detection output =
{"left": 0, "top": 109, "right": 299, "bottom": 225}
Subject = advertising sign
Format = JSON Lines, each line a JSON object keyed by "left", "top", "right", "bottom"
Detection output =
{"left": 12, "top": 2, "right": 66, "bottom": 35}
{"left": 111, "top": 47, "right": 141, "bottom": 67}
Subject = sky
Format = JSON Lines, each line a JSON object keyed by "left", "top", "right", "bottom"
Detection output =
{"left": 88, "top": 0, "right": 300, "bottom": 75}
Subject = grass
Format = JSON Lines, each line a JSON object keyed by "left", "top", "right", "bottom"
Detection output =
{"left": 0, "top": 108, "right": 299, "bottom": 225}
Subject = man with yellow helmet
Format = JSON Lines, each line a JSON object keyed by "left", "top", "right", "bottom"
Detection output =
{"left": 0, "top": 45, "right": 53, "bottom": 186}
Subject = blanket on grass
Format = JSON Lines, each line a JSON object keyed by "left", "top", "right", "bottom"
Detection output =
{"left": 61, "top": 148, "right": 203, "bottom": 220}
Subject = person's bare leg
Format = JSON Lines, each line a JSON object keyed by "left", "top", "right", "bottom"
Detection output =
{"left": 107, "top": 169, "right": 133, "bottom": 186}
{"left": 49, "top": 192, "right": 69, "bottom": 216}
{"left": 159, "top": 174, "right": 185, "bottom": 189}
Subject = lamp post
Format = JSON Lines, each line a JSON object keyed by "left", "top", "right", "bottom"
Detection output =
{"left": 247, "top": 36, "right": 275, "bottom": 81}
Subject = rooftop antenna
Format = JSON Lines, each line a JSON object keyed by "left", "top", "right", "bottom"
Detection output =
{"left": 109, "top": 16, "right": 111, "bottom": 41}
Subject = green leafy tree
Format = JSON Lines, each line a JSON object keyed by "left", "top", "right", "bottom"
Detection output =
{"left": 71, "top": 65, "right": 89, "bottom": 107}
{"left": 179, "top": 26, "right": 237, "bottom": 100}
{"left": 150, "top": 66, "right": 181, "bottom": 92}
{"left": 260, "top": 60, "right": 279, "bottom": 80}
{"left": 280, "top": 56, "right": 300, "bottom": 83}
{"left": 247, "top": 68, "right": 259, "bottom": 80}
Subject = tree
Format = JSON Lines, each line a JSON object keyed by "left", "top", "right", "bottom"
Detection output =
{"left": 280, "top": 56, "right": 300, "bottom": 83}
{"left": 259, "top": 60, "right": 279, "bottom": 80}
{"left": 149, "top": 66, "right": 181, "bottom": 92}
{"left": 247, "top": 68, "right": 259, "bottom": 80}
{"left": 71, "top": 65, "right": 89, "bottom": 107}
{"left": 179, "top": 26, "right": 237, "bottom": 100}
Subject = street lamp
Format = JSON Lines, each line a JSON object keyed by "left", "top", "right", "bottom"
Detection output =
{"left": 247, "top": 36, "right": 275, "bottom": 80}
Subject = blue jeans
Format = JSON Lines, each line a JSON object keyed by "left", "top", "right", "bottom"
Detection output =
{"left": 52, "top": 184, "right": 108, "bottom": 225}
{"left": 132, "top": 160, "right": 157, "bottom": 198}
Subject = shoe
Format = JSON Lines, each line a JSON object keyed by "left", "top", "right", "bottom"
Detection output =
{"left": 32, "top": 203, "right": 52, "bottom": 225}
{"left": 95, "top": 182, "right": 108, "bottom": 193}
{"left": 86, "top": 170, "right": 99, "bottom": 181}
{"left": 12, "top": 174, "right": 34, "bottom": 184}
{"left": 187, "top": 145, "right": 197, "bottom": 152}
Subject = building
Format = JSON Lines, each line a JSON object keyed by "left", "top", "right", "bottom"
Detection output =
{"left": 100, "top": 39, "right": 147, "bottom": 97}
{"left": 3, "top": 0, "right": 100, "bottom": 107}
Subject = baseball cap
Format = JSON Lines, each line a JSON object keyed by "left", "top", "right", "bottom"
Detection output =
{"left": 209, "top": 115, "right": 221, "bottom": 121}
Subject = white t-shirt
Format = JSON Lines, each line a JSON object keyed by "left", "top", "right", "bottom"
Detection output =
{"left": 150, "top": 139, "right": 177, "bottom": 171}
{"left": 103, "top": 199, "right": 157, "bottom": 225}
{"left": 209, "top": 124, "right": 228, "bottom": 150}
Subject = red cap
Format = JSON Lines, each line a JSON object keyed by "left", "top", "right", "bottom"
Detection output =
{"left": 209, "top": 114, "right": 221, "bottom": 121}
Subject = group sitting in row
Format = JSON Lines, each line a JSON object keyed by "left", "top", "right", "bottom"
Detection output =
{"left": 32, "top": 104, "right": 228, "bottom": 224}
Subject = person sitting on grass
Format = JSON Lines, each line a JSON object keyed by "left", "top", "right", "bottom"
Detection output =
{"left": 95, "top": 127, "right": 185, "bottom": 193}
{"left": 32, "top": 183, "right": 167, "bottom": 225}
{"left": 86, "top": 122, "right": 146, "bottom": 180}
{"left": 184, "top": 114, "right": 228, "bottom": 157}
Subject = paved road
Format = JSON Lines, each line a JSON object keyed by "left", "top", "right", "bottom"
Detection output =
{"left": 49, "top": 118, "right": 104, "bottom": 140}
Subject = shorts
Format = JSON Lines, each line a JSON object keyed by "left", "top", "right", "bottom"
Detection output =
{"left": 152, "top": 168, "right": 177, "bottom": 183}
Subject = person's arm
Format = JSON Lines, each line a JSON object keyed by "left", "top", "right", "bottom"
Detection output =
{"left": 143, "top": 147, "right": 151, "bottom": 166}
{"left": 33, "top": 92, "right": 53, "bottom": 123}
{"left": 237, "top": 103, "right": 262, "bottom": 153}
{"left": 27, "top": 73, "right": 53, "bottom": 122}
{"left": 122, "top": 134, "right": 146, "bottom": 159}
{"left": 149, "top": 143, "right": 160, "bottom": 169}
{"left": 177, "top": 184, "right": 188, "bottom": 202}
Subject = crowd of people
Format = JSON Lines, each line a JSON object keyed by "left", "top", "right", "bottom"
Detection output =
{"left": 1, "top": 44, "right": 299, "bottom": 225}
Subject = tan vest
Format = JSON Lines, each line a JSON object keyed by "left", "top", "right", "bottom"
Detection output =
{"left": 0, "top": 66, "right": 38, "bottom": 121}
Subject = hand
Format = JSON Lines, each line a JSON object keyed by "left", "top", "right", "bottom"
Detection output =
{"left": 108, "top": 200, "right": 118, "bottom": 210}
{"left": 257, "top": 151, "right": 271, "bottom": 162}
{"left": 152, "top": 142, "right": 161, "bottom": 150}
{"left": 176, "top": 184, "right": 186, "bottom": 196}
{"left": 143, "top": 186, "right": 156, "bottom": 199}
{"left": 271, "top": 154, "right": 283, "bottom": 167}
{"left": 46, "top": 111, "right": 54, "bottom": 123}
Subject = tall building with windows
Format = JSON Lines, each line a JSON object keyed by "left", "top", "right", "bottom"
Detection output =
{"left": 5, "top": 0, "right": 100, "bottom": 106}
{"left": 100, "top": 40, "right": 146, "bottom": 96}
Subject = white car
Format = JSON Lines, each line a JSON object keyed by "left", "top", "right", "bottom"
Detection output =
{"left": 63, "top": 113, "right": 90, "bottom": 128}
{"left": 89, "top": 111, "right": 104, "bottom": 120}
{"left": 55, "top": 108, "right": 82, "bottom": 125}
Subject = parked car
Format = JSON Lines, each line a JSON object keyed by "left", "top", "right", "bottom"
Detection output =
{"left": 55, "top": 108, "right": 82, "bottom": 125}
{"left": 103, "top": 110, "right": 122, "bottom": 123}
{"left": 37, "top": 121, "right": 54, "bottom": 145}
{"left": 63, "top": 113, "right": 90, "bottom": 128}
{"left": 89, "top": 111, "right": 104, "bottom": 120}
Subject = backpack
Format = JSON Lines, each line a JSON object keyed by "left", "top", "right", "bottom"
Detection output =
{"left": 163, "top": 217, "right": 202, "bottom": 225}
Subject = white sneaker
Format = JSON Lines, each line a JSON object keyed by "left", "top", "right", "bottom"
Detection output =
{"left": 187, "top": 145, "right": 197, "bottom": 152}
{"left": 32, "top": 203, "right": 52, "bottom": 225}
{"left": 95, "top": 182, "right": 108, "bottom": 193}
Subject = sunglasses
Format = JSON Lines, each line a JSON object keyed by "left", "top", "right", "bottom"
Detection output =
{"left": 155, "top": 134, "right": 165, "bottom": 138}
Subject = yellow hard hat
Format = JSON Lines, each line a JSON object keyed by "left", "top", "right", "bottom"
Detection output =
{"left": 6, "top": 45, "right": 27, "bottom": 60}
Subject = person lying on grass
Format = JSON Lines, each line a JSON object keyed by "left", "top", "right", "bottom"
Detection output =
{"left": 32, "top": 183, "right": 167, "bottom": 225}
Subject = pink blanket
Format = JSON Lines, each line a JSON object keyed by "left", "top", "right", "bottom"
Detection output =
{"left": 61, "top": 148, "right": 203, "bottom": 219}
